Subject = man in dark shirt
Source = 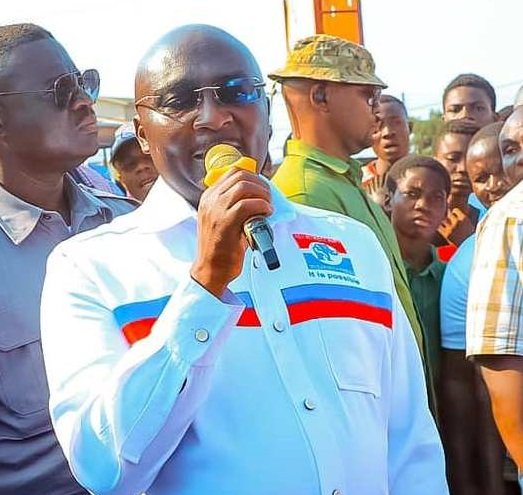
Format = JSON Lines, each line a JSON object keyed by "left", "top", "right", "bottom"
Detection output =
{"left": 0, "top": 23, "right": 135, "bottom": 494}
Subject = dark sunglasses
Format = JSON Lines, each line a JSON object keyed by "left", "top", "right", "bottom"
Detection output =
{"left": 0, "top": 69, "right": 100, "bottom": 110}
{"left": 136, "top": 76, "right": 265, "bottom": 118}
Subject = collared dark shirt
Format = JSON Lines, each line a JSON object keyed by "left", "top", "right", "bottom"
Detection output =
{"left": 404, "top": 247, "right": 446, "bottom": 383}
{"left": 0, "top": 175, "right": 135, "bottom": 495}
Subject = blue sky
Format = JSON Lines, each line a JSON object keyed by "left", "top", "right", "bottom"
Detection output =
{"left": 2, "top": 0, "right": 522, "bottom": 156}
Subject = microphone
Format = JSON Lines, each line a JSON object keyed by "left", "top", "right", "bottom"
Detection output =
{"left": 204, "top": 144, "right": 280, "bottom": 271}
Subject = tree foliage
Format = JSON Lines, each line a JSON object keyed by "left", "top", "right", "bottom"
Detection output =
{"left": 410, "top": 110, "right": 444, "bottom": 155}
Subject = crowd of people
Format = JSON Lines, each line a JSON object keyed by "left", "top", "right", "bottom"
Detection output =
{"left": 0, "top": 20, "right": 521, "bottom": 495}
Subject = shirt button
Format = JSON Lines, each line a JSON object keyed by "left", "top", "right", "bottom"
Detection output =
{"left": 303, "top": 398, "right": 316, "bottom": 411}
{"left": 253, "top": 255, "right": 260, "bottom": 269}
{"left": 43, "top": 214, "right": 52, "bottom": 220}
{"left": 332, "top": 490, "right": 342, "bottom": 495}
{"left": 273, "top": 321, "right": 284, "bottom": 333}
{"left": 195, "top": 329, "right": 209, "bottom": 343}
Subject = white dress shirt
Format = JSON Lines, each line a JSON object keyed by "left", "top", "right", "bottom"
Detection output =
{"left": 41, "top": 177, "right": 447, "bottom": 495}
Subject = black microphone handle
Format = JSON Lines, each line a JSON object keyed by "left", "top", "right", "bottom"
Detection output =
{"left": 243, "top": 216, "right": 280, "bottom": 271}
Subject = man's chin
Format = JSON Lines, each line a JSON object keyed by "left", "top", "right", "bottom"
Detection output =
{"left": 382, "top": 149, "right": 403, "bottom": 163}
{"left": 451, "top": 185, "right": 472, "bottom": 197}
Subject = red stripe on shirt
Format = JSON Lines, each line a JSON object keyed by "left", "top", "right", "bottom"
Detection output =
{"left": 237, "top": 308, "right": 261, "bottom": 327}
{"left": 122, "top": 308, "right": 260, "bottom": 345}
{"left": 287, "top": 300, "right": 392, "bottom": 329}
{"left": 292, "top": 234, "right": 347, "bottom": 253}
{"left": 122, "top": 318, "right": 156, "bottom": 345}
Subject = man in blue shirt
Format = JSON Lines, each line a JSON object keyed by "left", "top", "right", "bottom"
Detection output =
{"left": 0, "top": 23, "right": 135, "bottom": 495}
{"left": 440, "top": 122, "right": 511, "bottom": 494}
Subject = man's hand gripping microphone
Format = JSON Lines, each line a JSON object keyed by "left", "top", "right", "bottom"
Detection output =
{"left": 204, "top": 144, "right": 280, "bottom": 270}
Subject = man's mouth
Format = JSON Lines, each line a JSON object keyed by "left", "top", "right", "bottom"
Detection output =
{"left": 77, "top": 116, "right": 98, "bottom": 133}
{"left": 383, "top": 142, "right": 398, "bottom": 150}
{"left": 382, "top": 143, "right": 401, "bottom": 157}
{"left": 452, "top": 179, "right": 471, "bottom": 188}
{"left": 140, "top": 177, "right": 157, "bottom": 189}
{"left": 412, "top": 216, "right": 432, "bottom": 228}
{"left": 451, "top": 174, "right": 471, "bottom": 188}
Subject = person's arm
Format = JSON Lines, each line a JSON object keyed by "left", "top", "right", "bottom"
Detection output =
{"left": 437, "top": 207, "right": 475, "bottom": 247}
{"left": 42, "top": 250, "right": 244, "bottom": 495}
{"left": 467, "top": 214, "right": 523, "bottom": 471}
{"left": 387, "top": 293, "right": 449, "bottom": 495}
{"left": 41, "top": 168, "right": 273, "bottom": 495}
{"left": 476, "top": 355, "right": 523, "bottom": 470}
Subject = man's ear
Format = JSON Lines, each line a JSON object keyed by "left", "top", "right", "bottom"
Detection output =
{"left": 383, "top": 190, "right": 393, "bottom": 216}
{"left": 110, "top": 162, "right": 122, "bottom": 182}
{"left": 133, "top": 114, "right": 150, "bottom": 155}
{"left": 310, "top": 82, "right": 328, "bottom": 109}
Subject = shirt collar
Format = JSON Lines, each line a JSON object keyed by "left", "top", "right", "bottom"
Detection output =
{"left": 405, "top": 245, "right": 440, "bottom": 278}
{"left": 0, "top": 174, "right": 112, "bottom": 245}
{"left": 138, "top": 175, "right": 296, "bottom": 233}
{"left": 286, "top": 139, "right": 363, "bottom": 183}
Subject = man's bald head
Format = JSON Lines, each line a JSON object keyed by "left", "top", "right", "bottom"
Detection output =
{"left": 133, "top": 24, "right": 270, "bottom": 208}
{"left": 500, "top": 105, "right": 523, "bottom": 186}
{"left": 135, "top": 24, "right": 262, "bottom": 100}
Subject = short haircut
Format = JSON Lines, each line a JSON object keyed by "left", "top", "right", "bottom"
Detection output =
{"left": 496, "top": 105, "right": 513, "bottom": 123}
{"left": 379, "top": 94, "right": 408, "bottom": 117}
{"left": 433, "top": 119, "right": 480, "bottom": 154}
{"left": 442, "top": 73, "right": 496, "bottom": 111}
{"left": 468, "top": 121, "right": 504, "bottom": 150}
{"left": 386, "top": 154, "right": 451, "bottom": 195}
{"left": 0, "top": 24, "right": 54, "bottom": 85}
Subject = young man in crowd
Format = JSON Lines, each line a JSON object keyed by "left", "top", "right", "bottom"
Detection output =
{"left": 0, "top": 24, "right": 135, "bottom": 495}
{"left": 362, "top": 94, "right": 411, "bottom": 205}
{"left": 443, "top": 73, "right": 497, "bottom": 128}
{"left": 384, "top": 155, "right": 449, "bottom": 387}
{"left": 269, "top": 35, "right": 430, "bottom": 388}
{"left": 110, "top": 122, "right": 158, "bottom": 202}
{"left": 467, "top": 105, "right": 523, "bottom": 491}
{"left": 433, "top": 119, "right": 481, "bottom": 249}
{"left": 440, "top": 122, "right": 511, "bottom": 495}
{"left": 441, "top": 72, "right": 498, "bottom": 235}
{"left": 39, "top": 25, "right": 448, "bottom": 495}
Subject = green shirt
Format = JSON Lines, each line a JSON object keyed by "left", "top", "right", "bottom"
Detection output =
{"left": 272, "top": 140, "right": 426, "bottom": 357}
{"left": 404, "top": 247, "right": 446, "bottom": 383}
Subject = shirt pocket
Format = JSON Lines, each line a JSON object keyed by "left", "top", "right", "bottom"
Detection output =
{"left": 319, "top": 319, "right": 386, "bottom": 398}
{"left": 0, "top": 304, "right": 50, "bottom": 416}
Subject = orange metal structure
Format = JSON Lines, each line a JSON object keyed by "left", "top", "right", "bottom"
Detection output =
{"left": 313, "top": 0, "right": 364, "bottom": 44}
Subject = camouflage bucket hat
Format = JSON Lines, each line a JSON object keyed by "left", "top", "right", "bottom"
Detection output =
{"left": 268, "top": 34, "right": 387, "bottom": 88}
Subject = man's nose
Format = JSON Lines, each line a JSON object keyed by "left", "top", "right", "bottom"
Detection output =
{"left": 70, "top": 89, "right": 95, "bottom": 111}
{"left": 460, "top": 105, "right": 477, "bottom": 122}
{"left": 136, "top": 159, "right": 155, "bottom": 173}
{"left": 381, "top": 123, "right": 395, "bottom": 139}
{"left": 193, "top": 91, "right": 233, "bottom": 130}
{"left": 455, "top": 159, "right": 467, "bottom": 173}
{"left": 414, "top": 195, "right": 430, "bottom": 211}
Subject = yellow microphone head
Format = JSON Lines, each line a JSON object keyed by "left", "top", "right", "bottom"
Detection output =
{"left": 204, "top": 143, "right": 242, "bottom": 173}
{"left": 203, "top": 143, "right": 258, "bottom": 187}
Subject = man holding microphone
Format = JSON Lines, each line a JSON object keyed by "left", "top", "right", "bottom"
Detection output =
{"left": 41, "top": 24, "right": 447, "bottom": 495}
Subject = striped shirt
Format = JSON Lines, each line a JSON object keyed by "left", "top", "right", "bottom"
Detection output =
{"left": 466, "top": 180, "right": 523, "bottom": 357}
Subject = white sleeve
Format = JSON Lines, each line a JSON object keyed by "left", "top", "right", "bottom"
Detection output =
{"left": 387, "top": 292, "right": 449, "bottom": 494}
{"left": 41, "top": 245, "right": 243, "bottom": 495}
